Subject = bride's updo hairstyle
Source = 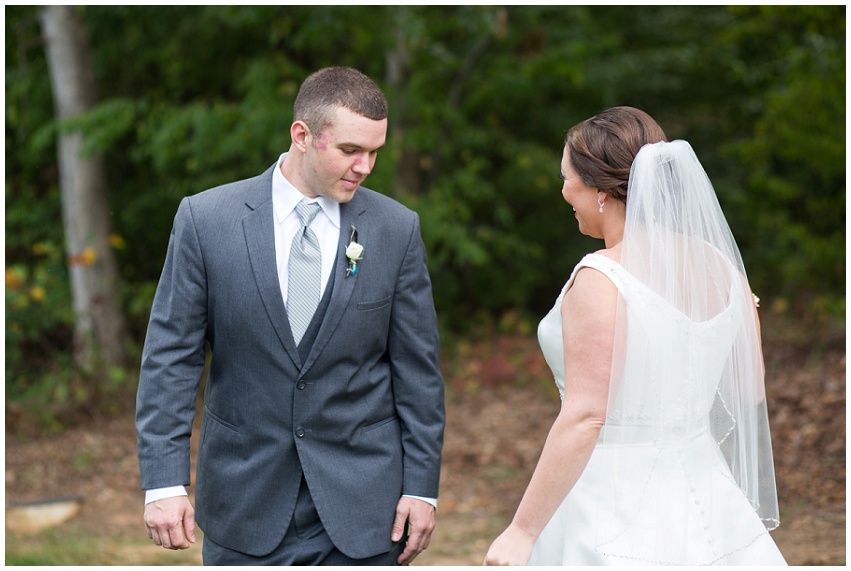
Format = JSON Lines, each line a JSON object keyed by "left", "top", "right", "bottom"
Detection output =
{"left": 565, "top": 106, "right": 667, "bottom": 203}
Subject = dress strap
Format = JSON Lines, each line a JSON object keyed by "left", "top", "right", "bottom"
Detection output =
{"left": 566, "top": 253, "right": 629, "bottom": 295}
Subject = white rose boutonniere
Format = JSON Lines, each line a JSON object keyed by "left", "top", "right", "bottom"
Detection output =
{"left": 345, "top": 225, "right": 364, "bottom": 277}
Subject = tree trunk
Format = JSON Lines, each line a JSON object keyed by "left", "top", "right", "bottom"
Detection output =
{"left": 39, "top": 5, "right": 129, "bottom": 374}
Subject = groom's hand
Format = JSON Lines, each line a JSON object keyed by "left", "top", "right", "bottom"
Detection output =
{"left": 144, "top": 496, "right": 196, "bottom": 550}
{"left": 392, "top": 496, "right": 435, "bottom": 565}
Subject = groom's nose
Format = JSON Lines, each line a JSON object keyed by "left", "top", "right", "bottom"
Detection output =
{"left": 351, "top": 153, "right": 375, "bottom": 175}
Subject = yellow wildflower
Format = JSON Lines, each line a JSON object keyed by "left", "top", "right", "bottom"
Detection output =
{"left": 82, "top": 247, "right": 98, "bottom": 266}
{"left": 29, "top": 286, "right": 46, "bottom": 302}
{"left": 109, "top": 234, "right": 126, "bottom": 250}
{"left": 32, "top": 242, "right": 50, "bottom": 256}
{"left": 6, "top": 268, "right": 23, "bottom": 290}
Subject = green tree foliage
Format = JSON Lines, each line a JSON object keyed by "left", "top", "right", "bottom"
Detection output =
{"left": 5, "top": 6, "right": 845, "bottom": 417}
{"left": 717, "top": 6, "right": 845, "bottom": 313}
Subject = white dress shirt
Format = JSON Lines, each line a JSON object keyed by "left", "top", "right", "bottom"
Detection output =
{"left": 272, "top": 153, "right": 341, "bottom": 306}
{"left": 146, "top": 155, "right": 436, "bottom": 510}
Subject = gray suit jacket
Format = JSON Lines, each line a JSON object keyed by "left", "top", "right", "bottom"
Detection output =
{"left": 136, "top": 165, "right": 445, "bottom": 558}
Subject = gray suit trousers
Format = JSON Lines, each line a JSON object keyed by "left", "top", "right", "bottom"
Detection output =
{"left": 201, "top": 477, "right": 406, "bottom": 566}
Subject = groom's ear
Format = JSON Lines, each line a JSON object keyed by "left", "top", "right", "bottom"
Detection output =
{"left": 291, "top": 120, "right": 311, "bottom": 152}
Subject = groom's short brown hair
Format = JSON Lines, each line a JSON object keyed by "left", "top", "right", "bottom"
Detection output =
{"left": 294, "top": 67, "right": 388, "bottom": 134}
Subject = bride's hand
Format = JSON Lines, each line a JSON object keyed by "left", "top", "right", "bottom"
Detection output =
{"left": 483, "top": 524, "right": 536, "bottom": 566}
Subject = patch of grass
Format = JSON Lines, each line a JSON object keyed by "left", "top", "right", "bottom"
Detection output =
{"left": 6, "top": 526, "right": 203, "bottom": 566}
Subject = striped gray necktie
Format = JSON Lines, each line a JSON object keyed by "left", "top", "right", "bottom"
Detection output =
{"left": 288, "top": 201, "right": 322, "bottom": 345}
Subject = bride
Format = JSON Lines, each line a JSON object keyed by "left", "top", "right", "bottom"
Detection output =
{"left": 484, "top": 107, "right": 786, "bottom": 565}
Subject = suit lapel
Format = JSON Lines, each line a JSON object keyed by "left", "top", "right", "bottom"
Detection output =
{"left": 300, "top": 192, "right": 367, "bottom": 375}
{"left": 242, "top": 170, "right": 302, "bottom": 368}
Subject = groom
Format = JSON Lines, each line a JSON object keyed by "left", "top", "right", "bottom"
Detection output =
{"left": 136, "top": 67, "right": 445, "bottom": 565}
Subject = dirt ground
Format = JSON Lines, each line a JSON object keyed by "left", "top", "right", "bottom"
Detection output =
{"left": 5, "top": 313, "right": 846, "bottom": 566}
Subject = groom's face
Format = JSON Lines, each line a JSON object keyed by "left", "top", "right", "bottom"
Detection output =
{"left": 300, "top": 106, "right": 387, "bottom": 204}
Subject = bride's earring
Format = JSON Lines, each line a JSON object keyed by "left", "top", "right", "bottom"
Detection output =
{"left": 598, "top": 198, "right": 605, "bottom": 213}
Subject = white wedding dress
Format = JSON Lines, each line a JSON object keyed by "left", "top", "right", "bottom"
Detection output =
{"left": 529, "top": 253, "right": 787, "bottom": 566}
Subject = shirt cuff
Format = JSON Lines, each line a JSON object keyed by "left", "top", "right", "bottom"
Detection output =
{"left": 403, "top": 494, "right": 438, "bottom": 510}
{"left": 145, "top": 487, "right": 433, "bottom": 510}
{"left": 145, "top": 485, "right": 188, "bottom": 505}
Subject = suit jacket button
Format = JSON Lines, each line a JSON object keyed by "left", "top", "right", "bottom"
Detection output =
{"left": 297, "top": 381, "right": 306, "bottom": 390}
{"left": 295, "top": 427, "right": 305, "bottom": 438}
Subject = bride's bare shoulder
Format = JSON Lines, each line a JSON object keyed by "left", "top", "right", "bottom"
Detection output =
{"left": 563, "top": 261, "right": 618, "bottom": 322}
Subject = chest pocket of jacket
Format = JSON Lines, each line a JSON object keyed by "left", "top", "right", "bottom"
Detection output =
{"left": 357, "top": 295, "right": 391, "bottom": 312}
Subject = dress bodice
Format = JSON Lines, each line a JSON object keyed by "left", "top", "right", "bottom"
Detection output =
{"left": 537, "top": 253, "right": 742, "bottom": 426}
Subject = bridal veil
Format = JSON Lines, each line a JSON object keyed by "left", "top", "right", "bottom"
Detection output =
{"left": 593, "top": 140, "right": 780, "bottom": 563}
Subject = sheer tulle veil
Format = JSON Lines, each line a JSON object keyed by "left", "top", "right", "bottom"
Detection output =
{"left": 594, "top": 140, "right": 780, "bottom": 563}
